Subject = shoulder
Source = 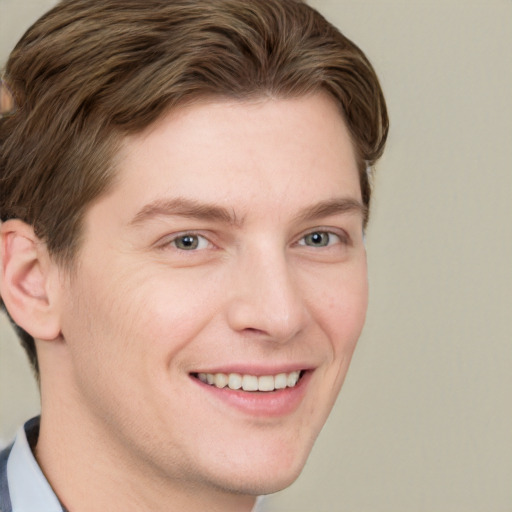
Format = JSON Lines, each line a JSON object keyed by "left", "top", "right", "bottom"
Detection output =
{"left": 0, "top": 417, "right": 40, "bottom": 512}
{"left": 0, "top": 442, "right": 14, "bottom": 512}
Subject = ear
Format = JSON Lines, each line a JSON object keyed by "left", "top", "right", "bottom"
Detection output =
{"left": 0, "top": 219, "right": 62, "bottom": 341}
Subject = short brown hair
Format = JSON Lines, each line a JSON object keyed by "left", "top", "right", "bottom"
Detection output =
{"left": 0, "top": 0, "right": 388, "bottom": 377}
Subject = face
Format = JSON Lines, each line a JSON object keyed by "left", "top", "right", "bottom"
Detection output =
{"left": 56, "top": 93, "right": 368, "bottom": 498}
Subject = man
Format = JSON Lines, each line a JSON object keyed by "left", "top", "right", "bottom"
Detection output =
{"left": 0, "top": 0, "right": 388, "bottom": 510}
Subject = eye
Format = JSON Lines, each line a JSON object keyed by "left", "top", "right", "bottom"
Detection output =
{"left": 170, "top": 233, "right": 210, "bottom": 251}
{"left": 298, "top": 231, "right": 342, "bottom": 248}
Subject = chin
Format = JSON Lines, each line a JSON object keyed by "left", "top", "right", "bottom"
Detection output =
{"left": 215, "top": 461, "right": 306, "bottom": 497}
{"left": 253, "top": 467, "right": 305, "bottom": 495}
{"left": 205, "top": 436, "right": 314, "bottom": 497}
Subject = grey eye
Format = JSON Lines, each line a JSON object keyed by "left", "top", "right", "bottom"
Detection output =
{"left": 173, "top": 235, "right": 200, "bottom": 250}
{"left": 303, "top": 231, "right": 331, "bottom": 247}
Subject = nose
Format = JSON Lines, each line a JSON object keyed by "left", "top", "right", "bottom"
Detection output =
{"left": 225, "top": 245, "right": 309, "bottom": 343}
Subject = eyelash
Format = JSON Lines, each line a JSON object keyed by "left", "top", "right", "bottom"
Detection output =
{"left": 165, "top": 232, "right": 212, "bottom": 251}
{"left": 160, "top": 228, "right": 349, "bottom": 252}
{"left": 296, "top": 230, "right": 348, "bottom": 248}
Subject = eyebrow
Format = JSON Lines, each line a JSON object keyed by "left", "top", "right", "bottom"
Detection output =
{"left": 294, "top": 197, "right": 368, "bottom": 225}
{"left": 129, "top": 196, "right": 367, "bottom": 227}
{"left": 130, "top": 197, "right": 240, "bottom": 226}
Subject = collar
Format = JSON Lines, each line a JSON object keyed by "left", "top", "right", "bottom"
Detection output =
{"left": 6, "top": 417, "right": 63, "bottom": 512}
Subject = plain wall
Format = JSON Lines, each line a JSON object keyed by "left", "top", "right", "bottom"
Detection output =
{"left": 1, "top": 1, "right": 511, "bottom": 511}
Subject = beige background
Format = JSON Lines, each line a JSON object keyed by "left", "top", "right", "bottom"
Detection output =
{"left": 1, "top": 1, "right": 511, "bottom": 511}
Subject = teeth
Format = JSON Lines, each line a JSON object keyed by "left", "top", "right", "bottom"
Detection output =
{"left": 196, "top": 371, "right": 303, "bottom": 392}
{"left": 242, "top": 374, "right": 259, "bottom": 391}
{"left": 274, "top": 373, "right": 287, "bottom": 390}
{"left": 228, "top": 373, "right": 242, "bottom": 390}
{"left": 258, "top": 375, "right": 275, "bottom": 392}
{"left": 287, "top": 371, "right": 300, "bottom": 387}
{"left": 214, "top": 373, "right": 228, "bottom": 388}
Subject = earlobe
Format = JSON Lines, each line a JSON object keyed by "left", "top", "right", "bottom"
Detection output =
{"left": 0, "top": 219, "right": 62, "bottom": 341}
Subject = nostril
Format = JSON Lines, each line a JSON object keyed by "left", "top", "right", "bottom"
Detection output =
{"left": 243, "top": 327, "right": 265, "bottom": 335}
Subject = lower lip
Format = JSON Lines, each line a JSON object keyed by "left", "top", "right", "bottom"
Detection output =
{"left": 191, "top": 371, "right": 311, "bottom": 418}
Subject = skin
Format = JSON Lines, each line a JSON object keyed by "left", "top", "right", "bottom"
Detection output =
{"left": 2, "top": 93, "right": 369, "bottom": 512}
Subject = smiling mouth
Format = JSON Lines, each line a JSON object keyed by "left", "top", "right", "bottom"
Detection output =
{"left": 191, "top": 371, "right": 305, "bottom": 392}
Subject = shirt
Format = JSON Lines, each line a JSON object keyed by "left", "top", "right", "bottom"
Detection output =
{"left": 0, "top": 417, "right": 64, "bottom": 512}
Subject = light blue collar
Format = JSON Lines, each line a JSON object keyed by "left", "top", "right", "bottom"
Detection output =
{"left": 6, "top": 419, "right": 63, "bottom": 512}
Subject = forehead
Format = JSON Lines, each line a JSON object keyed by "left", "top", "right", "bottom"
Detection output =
{"left": 93, "top": 93, "right": 362, "bottom": 227}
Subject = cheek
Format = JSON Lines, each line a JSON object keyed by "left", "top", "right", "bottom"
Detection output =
{"left": 65, "top": 263, "right": 224, "bottom": 372}
{"left": 130, "top": 267, "right": 226, "bottom": 353}
{"left": 313, "top": 262, "right": 369, "bottom": 359}
{"left": 59, "top": 266, "right": 214, "bottom": 425}
{"left": 60, "top": 271, "right": 139, "bottom": 384}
